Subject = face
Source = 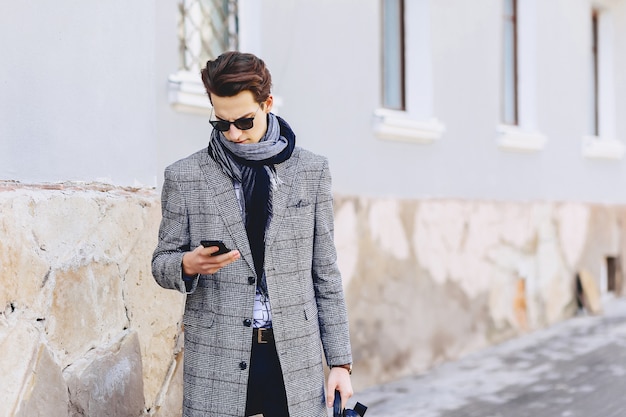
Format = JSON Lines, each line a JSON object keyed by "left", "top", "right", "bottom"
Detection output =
{"left": 210, "top": 90, "right": 273, "bottom": 144}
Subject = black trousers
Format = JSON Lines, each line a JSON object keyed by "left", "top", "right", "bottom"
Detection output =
{"left": 244, "top": 334, "right": 289, "bottom": 417}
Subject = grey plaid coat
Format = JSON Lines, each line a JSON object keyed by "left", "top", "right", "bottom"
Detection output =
{"left": 152, "top": 146, "right": 352, "bottom": 417}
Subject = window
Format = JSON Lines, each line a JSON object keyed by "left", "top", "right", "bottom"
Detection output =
{"left": 582, "top": 6, "right": 624, "bottom": 159}
{"left": 496, "top": 0, "right": 546, "bottom": 152}
{"left": 382, "top": 0, "right": 405, "bottom": 111}
{"left": 179, "top": 0, "right": 239, "bottom": 73}
{"left": 374, "top": 0, "right": 445, "bottom": 144}
{"left": 590, "top": 11, "right": 599, "bottom": 136}
{"left": 502, "top": 0, "right": 518, "bottom": 125}
{"left": 169, "top": 0, "right": 239, "bottom": 114}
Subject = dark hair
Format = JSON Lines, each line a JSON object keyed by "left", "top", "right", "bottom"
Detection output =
{"left": 201, "top": 51, "right": 272, "bottom": 104}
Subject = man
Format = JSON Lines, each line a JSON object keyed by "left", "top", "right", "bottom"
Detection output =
{"left": 152, "top": 51, "right": 353, "bottom": 417}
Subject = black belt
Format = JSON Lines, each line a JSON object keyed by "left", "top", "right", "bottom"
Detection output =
{"left": 253, "top": 327, "right": 274, "bottom": 344}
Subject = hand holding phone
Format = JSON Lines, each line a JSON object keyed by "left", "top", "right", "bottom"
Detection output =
{"left": 200, "top": 240, "right": 231, "bottom": 256}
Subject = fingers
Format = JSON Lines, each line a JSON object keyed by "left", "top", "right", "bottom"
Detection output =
{"left": 183, "top": 247, "right": 240, "bottom": 275}
{"left": 340, "top": 387, "right": 353, "bottom": 410}
{"left": 200, "top": 245, "right": 224, "bottom": 257}
{"left": 325, "top": 372, "right": 338, "bottom": 407}
{"left": 326, "top": 383, "right": 337, "bottom": 408}
{"left": 201, "top": 249, "right": 240, "bottom": 274}
{"left": 326, "top": 367, "right": 353, "bottom": 408}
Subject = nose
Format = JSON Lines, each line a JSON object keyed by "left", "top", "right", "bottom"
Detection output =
{"left": 228, "top": 124, "right": 243, "bottom": 141}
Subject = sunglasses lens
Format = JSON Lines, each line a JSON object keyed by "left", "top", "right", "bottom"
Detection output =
{"left": 234, "top": 118, "right": 254, "bottom": 130}
{"left": 210, "top": 120, "right": 230, "bottom": 132}
{"left": 210, "top": 110, "right": 257, "bottom": 132}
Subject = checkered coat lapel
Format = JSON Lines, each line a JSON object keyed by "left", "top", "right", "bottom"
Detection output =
{"left": 265, "top": 148, "right": 299, "bottom": 248}
{"left": 197, "top": 149, "right": 256, "bottom": 273}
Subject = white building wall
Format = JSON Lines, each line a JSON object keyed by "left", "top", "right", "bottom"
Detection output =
{"left": 5, "top": 0, "right": 621, "bottom": 198}
{"left": 0, "top": 1, "right": 159, "bottom": 186}
{"left": 259, "top": 0, "right": 626, "bottom": 203}
{"left": 154, "top": 0, "right": 216, "bottom": 187}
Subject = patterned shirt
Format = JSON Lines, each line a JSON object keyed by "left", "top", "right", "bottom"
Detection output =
{"left": 234, "top": 181, "right": 272, "bottom": 328}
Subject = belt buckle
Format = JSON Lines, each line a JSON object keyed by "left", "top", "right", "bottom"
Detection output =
{"left": 257, "top": 328, "right": 268, "bottom": 344}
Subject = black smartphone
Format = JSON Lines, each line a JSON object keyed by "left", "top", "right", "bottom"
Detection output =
{"left": 200, "top": 240, "right": 231, "bottom": 256}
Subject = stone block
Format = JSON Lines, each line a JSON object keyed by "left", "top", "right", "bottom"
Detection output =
{"left": 0, "top": 195, "right": 50, "bottom": 313}
{"left": 64, "top": 330, "right": 145, "bottom": 417}
{"left": 14, "top": 344, "right": 69, "bottom": 417}
{"left": 0, "top": 320, "right": 40, "bottom": 417}
{"left": 47, "top": 263, "right": 128, "bottom": 368}
{"left": 555, "top": 203, "right": 590, "bottom": 270}
{"left": 117, "top": 197, "right": 185, "bottom": 407}
{"left": 123, "top": 242, "right": 185, "bottom": 407}
{"left": 368, "top": 199, "right": 411, "bottom": 260}
{"left": 29, "top": 193, "right": 102, "bottom": 265}
{"left": 334, "top": 199, "right": 359, "bottom": 290}
{"left": 153, "top": 352, "right": 183, "bottom": 417}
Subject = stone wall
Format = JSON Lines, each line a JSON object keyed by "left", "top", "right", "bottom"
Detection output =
{"left": 0, "top": 182, "right": 184, "bottom": 417}
{"left": 335, "top": 197, "right": 626, "bottom": 390}
{"left": 1, "top": 182, "right": 624, "bottom": 415}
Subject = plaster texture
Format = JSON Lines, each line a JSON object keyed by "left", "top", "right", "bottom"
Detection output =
{"left": 334, "top": 196, "right": 626, "bottom": 391}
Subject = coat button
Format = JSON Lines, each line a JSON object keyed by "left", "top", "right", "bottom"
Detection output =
{"left": 239, "top": 361, "right": 247, "bottom": 370}
{"left": 248, "top": 276, "right": 255, "bottom": 284}
{"left": 243, "top": 318, "right": 252, "bottom": 327}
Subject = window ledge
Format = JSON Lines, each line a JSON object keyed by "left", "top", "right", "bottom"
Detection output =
{"left": 497, "top": 125, "right": 547, "bottom": 152}
{"left": 168, "top": 70, "right": 212, "bottom": 116}
{"left": 582, "top": 136, "right": 625, "bottom": 160}
{"left": 373, "top": 109, "right": 445, "bottom": 144}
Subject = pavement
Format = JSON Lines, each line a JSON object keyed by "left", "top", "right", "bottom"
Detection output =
{"left": 350, "top": 297, "right": 626, "bottom": 417}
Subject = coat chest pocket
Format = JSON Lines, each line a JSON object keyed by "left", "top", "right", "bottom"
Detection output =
{"left": 283, "top": 199, "right": 314, "bottom": 238}
{"left": 285, "top": 200, "right": 313, "bottom": 216}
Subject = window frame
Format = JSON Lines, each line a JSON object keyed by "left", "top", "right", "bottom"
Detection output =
{"left": 502, "top": 0, "right": 519, "bottom": 126}
{"left": 168, "top": 0, "right": 240, "bottom": 115}
{"left": 374, "top": 0, "right": 445, "bottom": 145}
{"left": 496, "top": 0, "right": 547, "bottom": 153}
{"left": 582, "top": 6, "right": 624, "bottom": 160}
{"left": 381, "top": 0, "right": 406, "bottom": 111}
{"left": 590, "top": 10, "right": 600, "bottom": 137}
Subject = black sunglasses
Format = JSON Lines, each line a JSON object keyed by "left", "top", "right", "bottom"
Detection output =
{"left": 210, "top": 106, "right": 261, "bottom": 132}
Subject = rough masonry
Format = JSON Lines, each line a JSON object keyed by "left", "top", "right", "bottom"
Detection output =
{"left": 1, "top": 182, "right": 623, "bottom": 415}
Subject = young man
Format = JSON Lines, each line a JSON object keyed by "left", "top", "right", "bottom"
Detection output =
{"left": 152, "top": 51, "right": 353, "bottom": 417}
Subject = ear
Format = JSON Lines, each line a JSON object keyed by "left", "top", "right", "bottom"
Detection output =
{"left": 263, "top": 94, "right": 274, "bottom": 113}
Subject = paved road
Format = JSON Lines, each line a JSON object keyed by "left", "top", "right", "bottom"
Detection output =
{"left": 351, "top": 297, "right": 626, "bottom": 417}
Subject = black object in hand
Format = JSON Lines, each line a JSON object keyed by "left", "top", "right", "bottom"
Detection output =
{"left": 200, "top": 240, "right": 230, "bottom": 256}
{"left": 334, "top": 390, "right": 367, "bottom": 417}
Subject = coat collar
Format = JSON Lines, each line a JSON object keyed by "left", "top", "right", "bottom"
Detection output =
{"left": 197, "top": 147, "right": 300, "bottom": 275}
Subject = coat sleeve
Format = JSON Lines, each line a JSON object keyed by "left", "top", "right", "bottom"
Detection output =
{"left": 312, "top": 158, "right": 353, "bottom": 367}
{"left": 151, "top": 165, "right": 199, "bottom": 294}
